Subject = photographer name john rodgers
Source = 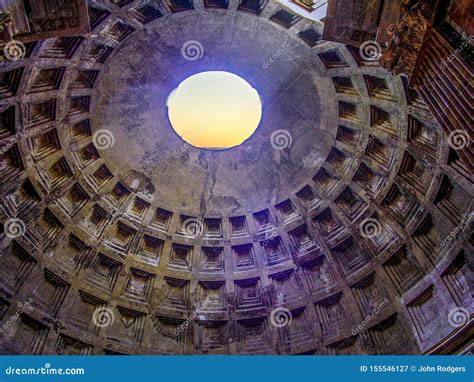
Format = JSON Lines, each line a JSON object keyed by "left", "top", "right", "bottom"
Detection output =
{"left": 418, "top": 365, "right": 466, "bottom": 373}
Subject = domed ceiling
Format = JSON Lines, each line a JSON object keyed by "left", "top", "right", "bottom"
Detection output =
{"left": 92, "top": 10, "right": 335, "bottom": 214}
{"left": 0, "top": 0, "right": 472, "bottom": 356}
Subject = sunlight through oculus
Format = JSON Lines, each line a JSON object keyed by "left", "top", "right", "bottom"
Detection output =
{"left": 167, "top": 71, "right": 262, "bottom": 149}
